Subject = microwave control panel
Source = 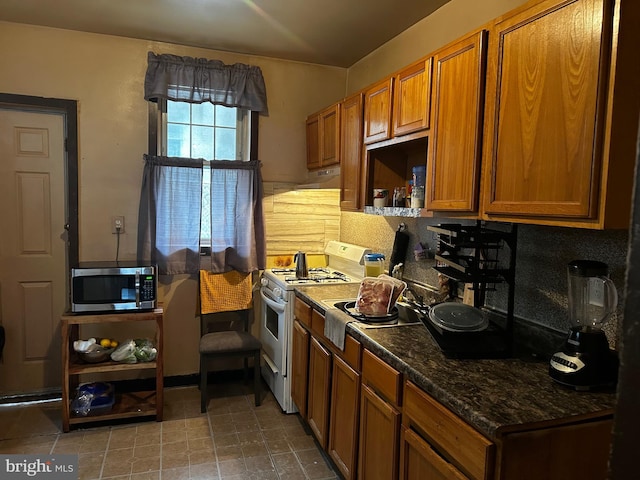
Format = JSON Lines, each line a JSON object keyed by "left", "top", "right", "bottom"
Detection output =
{"left": 140, "top": 275, "right": 156, "bottom": 301}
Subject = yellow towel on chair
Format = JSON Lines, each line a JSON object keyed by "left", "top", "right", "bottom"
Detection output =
{"left": 199, "top": 270, "right": 253, "bottom": 314}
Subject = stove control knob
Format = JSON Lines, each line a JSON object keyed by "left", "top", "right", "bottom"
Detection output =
{"left": 273, "top": 287, "right": 283, "bottom": 299}
{"left": 260, "top": 277, "right": 269, "bottom": 286}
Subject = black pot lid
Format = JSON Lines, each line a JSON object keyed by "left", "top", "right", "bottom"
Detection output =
{"left": 429, "top": 303, "right": 488, "bottom": 332}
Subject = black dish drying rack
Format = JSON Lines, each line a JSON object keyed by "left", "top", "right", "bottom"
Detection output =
{"left": 426, "top": 221, "right": 518, "bottom": 358}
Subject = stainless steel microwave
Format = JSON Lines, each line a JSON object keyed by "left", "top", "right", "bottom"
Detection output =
{"left": 71, "top": 262, "right": 157, "bottom": 313}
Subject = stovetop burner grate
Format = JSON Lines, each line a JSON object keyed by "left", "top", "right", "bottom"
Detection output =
{"left": 271, "top": 267, "right": 332, "bottom": 275}
{"left": 284, "top": 271, "right": 351, "bottom": 283}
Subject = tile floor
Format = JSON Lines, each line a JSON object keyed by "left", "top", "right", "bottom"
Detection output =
{"left": 0, "top": 380, "right": 339, "bottom": 480}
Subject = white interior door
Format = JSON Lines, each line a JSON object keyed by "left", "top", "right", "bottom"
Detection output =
{"left": 0, "top": 109, "right": 67, "bottom": 397}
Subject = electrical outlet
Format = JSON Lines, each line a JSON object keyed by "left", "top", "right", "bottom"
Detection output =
{"left": 111, "top": 216, "right": 125, "bottom": 234}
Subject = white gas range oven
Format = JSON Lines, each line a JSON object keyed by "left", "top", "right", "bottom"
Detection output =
{"left": 259, "top": 241, "right": 371, "bottom": 413}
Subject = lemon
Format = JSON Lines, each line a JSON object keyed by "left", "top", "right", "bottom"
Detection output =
{"left": 100, "top": 338, "right": 112, "bottom": 348}
{"left": 110, "top": 340, "right": 118, "bottom": 348}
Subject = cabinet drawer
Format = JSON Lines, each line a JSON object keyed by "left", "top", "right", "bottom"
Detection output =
{"left": 403, "top": 382, "right": 493, "bottom": 480}
{"left": 401, "top": 427, "right": 467, "bottom": 480}
{"left": 342, "top": 335, "right": 362, "bottom": 371}
{"left": 311, "top": 308, "right": 325, "bottom": 337}
{"left": 362, "top": 349, "right": 402, "bottom": 406}
{"left": 295, "top": 298, "right": 312, "bottom": 327}
{"left": 312, "top": 309, "right": 362, "bottom": 370}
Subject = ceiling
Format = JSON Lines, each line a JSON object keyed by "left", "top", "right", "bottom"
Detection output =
{"left": 0, "top": 0, "right": 451, "bottom": 67}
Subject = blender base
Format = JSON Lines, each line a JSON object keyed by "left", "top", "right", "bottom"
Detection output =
{"left": 549, "top": 330, "right": 619, "bottom": 391}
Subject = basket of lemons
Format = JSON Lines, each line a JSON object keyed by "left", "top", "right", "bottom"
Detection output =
{"left": 73, "top": 337, "right": 119, "bottom": 363}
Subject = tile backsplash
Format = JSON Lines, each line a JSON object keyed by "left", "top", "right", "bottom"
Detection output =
{"left": 263, "top": 183, "right": 341, "bottom": 255}
{"left": 341, "top": 212, "right": 629, "bottom": 349}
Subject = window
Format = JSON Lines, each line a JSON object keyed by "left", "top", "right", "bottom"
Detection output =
{"left": 158, "top": 100, "right": 253, "bottom": 247}
{"left": 140, "top": 53, "right": 267, "bottom": 274}
{"left": 161, "top": 101, "right": 251, "bottom": 161}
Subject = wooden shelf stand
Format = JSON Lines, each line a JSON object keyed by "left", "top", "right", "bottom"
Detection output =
{"left": 60, "top": 309, "right": 163, "bottom": 432}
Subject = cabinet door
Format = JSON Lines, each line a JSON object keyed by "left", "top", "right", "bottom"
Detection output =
{"left": 340, "top": 92, "right": 364, "bottom": 211}
{"left": 358, "top": 383, "right": 401, "bottom": 480}
{"left": 498, "top": 418, "right": 613, "bottom": 480}
{"left": 306, "top": 113, "right": 320, "bottom": 169}
{"left": 427, "top": 31, "right": 487, "bottom": 212}
{"left": 482, "top": 0, "right": 609, "bottom": 220}
{"left": 307, "top": 336, "right": 332, "bottom": 449}
{"left": 320, "top": 104, "right": 340, "bottom": 167}
{"left": 364, "top": 78, "right": 393, "bottom": 144}
{"left": 400, "top": 427, "right": 468, "bottom": 480}
{"left": 328, "top": 355, "right": 361, "bottom": 480}
{"left": 291, "top": 320, "right": 309, "bottom": 418}
{"left": 393, "top": 58, "right": 432, "bottom": 137}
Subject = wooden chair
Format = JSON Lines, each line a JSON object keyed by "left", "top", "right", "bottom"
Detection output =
{"left": 199, "top": 308, "right": 262, "bottom": 412}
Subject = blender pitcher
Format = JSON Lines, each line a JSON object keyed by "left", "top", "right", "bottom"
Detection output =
{"left": 549, "top": 260, "right": 619, "bottom": 390}
{"left": 567, "top": 260, "right": 618, "bottom": 332}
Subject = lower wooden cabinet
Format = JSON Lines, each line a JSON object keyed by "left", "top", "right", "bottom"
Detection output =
{"left": 496, "top": 418, "right": 613, "bottom": 480}
{"left": 400, "top": 427, "right": 467, "bottom": 480}
{"left": 403, "top": 381, "right": 494, "bottom": 480}
{"left": 328, "top": 355, "right": 361, "bottom": 480}
{"left": 292, "top": 298, "right": 613, "bottom": 480}
{"left": 291, "top": 320, "right": 309, "bottom": 418}
{"left": 358, "top": 383, "right": 401, "bottom": 480}
{"left": 402, "top": 380, "right": 613, "bottom": 480}
{"left": 307, "top": 336, "right": 332, "bottom": 449}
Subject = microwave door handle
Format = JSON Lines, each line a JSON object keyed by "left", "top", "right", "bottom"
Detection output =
{"left": 135, "top": 271, "right": 140, "bottom": 307}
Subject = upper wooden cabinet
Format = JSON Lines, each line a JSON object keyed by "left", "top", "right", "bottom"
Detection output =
{"left": 340, "top": 93, "right": 365, "bottom": 211}
{"left": 393, "top": 58, "right": 433, "bottom": 137}
{"left": 364, "top": 59, "right": 433, "bottom": 146}
{"left": 481, "top": 0, "right": 637, "bottom": 228}
{"left": 306, "top": 103, "right": 340, "bottom": 169}
{"left": 305, "top": 114, "right": 320, "bottom": 169}
{"left": 363, "top": 78, "right": 393, "bottom": 144}
{"left": 426, "top": 30, "right": 487, "bottom": 212}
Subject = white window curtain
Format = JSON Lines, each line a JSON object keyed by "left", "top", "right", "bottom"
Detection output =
{"left": 137, "top": 156, "right": 266, "bottom": 274}
{"left": 137, "top": 155, "right": 203, "bottom": 275}
{"left": 207, "top": 160, "right": 265, "bottom": 273}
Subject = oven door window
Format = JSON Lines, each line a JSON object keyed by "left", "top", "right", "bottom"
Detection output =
{"left": 265, "top": 303, "right": 279, "bottom": 339}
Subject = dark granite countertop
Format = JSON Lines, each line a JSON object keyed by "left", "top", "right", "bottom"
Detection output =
{"left": 295, "top": 284, "right": 617, "bottom": 440}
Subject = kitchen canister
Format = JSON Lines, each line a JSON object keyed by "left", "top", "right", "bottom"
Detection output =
{"left": 364, "top": 253, "right": 385, "bottom": 277}
{"left": 411, "top": 165, "right": 426, "bottom": 208}
{"left": 373, "top": 188, "right": 389, "bottom": 208}
{"left": 411, "top": 185, "right": 425, "bottom": 208}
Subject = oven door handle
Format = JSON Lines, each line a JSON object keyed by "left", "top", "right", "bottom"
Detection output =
{"left": 260, "top": 288, "right": 286, "bottom": 313}
{"left": 262, "top": 353, "right": 279, "bottom": 375}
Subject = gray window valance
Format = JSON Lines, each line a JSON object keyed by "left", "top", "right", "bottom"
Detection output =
{"left": 144, "top": 52, "right": 268, "bottom": 114}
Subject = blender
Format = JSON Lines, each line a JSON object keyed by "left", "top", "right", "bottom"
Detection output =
{"left": 549, "top": 260, "right": 619, "bottom": 390}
